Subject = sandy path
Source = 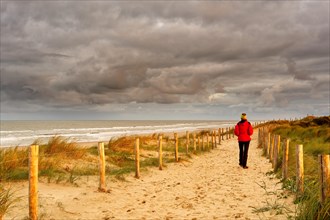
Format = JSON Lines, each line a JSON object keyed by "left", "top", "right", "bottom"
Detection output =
{"left": 5, "top": 130, "right": 296, "bottom": 220}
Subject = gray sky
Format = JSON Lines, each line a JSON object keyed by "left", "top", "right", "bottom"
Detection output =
{"left": 1, "top": 1, "right": 329, "bottom": 120}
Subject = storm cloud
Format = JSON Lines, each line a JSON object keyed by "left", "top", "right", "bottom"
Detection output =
{"left": 1, "top": 1, "right": 329, "bottom": 120}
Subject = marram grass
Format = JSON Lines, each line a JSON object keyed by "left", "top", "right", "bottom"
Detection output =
{"left": 1, "top": 132, "right": 211, "bottom": 183}
{"left": 269, "top": 116, "right": 330, "bottom": 220}
{"left": 0, "top": 147, "right": 29, "bottom": 181}
{"left": 0, "top": 185, "right": 21, "bottom": 219}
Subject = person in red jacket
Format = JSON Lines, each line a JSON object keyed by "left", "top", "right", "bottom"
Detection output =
{"left": 234, "top": 113, "right": 253, "bottom": 169}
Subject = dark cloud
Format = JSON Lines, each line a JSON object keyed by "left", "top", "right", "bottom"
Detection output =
{"left": 1, "top": 1, "right": 329, "bottom": 119}
{"left": 286, "top": 58, "right": 315, "bottom": 81}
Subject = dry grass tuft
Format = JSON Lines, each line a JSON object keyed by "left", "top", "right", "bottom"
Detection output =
{"left": 108, "top": 135, "right": 158, "bottom": 153}
{"left": 0, "top": 185, "right": 21, "bottom": 218}
{"left": 0, "top": 147, "right": 29, "bottom": 181}
{"left": 0, "top": 147, "right": 28, "bottom": 171}
{"left": 197, "top": 130, "right": 210, "bottom": 136}
{"left": 1, "top": 131, "right": 212, "bottom": 184}
{"left": 43, "top": 136, "right": 86, "bottom": 159}
{"left": 108, "top": 136, "right": 136, "bottom": 153}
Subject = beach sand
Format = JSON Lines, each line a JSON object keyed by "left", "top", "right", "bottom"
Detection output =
{"left": 4, "top": 131, "right": 296, "bottom": 220}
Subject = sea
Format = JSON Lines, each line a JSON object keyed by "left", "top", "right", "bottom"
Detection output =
{"left": 0, "top": 120, "right": 240, "bottom": 148}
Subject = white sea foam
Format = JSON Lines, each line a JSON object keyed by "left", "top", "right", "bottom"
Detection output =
{"left": 0, "top": 120, "right": 238, "bottom": 147}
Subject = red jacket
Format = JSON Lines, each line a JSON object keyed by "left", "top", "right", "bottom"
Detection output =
{"left": 234, "top": 120, "right": 253, "bottom": 142}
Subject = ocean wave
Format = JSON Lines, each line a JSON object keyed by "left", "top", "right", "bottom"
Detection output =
{"left": 0, "top": 121, "right": 236, "bottom": 147}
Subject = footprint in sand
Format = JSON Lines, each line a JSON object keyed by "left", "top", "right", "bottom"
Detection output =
{"left": 181, "top": 202, "right": 193, "bottom": 209}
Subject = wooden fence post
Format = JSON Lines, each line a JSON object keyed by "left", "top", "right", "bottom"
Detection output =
{"left": 202, "top": 135, "right": 205, "bottom": 151}
{"left": 273, "top": 135, "right": 281, "bottom": 170}
{"left": 260, "top": 128, "right": 264, "bottom": 150}
{"left": 214, "top": 131, "right": 217, "bottom": 148}
{"left": 319, "top": 155, "right": 330, "bottom": 204}
{"left": 282, "top": 139, "right": 290, "bottom": 180}
{"left": 29, "top": 144, "right": 39, "bottom": 220}
{"left": 218, "top": 128, "right": 221, "bottom": 144}
{"left": 267, "top": 133, "right": 271, "bottom": 159}
{"left": 272, "top": 135, "right": 278, "bottom": 169}
{"left": 262, "top": 128, "right": 265, "bottom": 148}
{"left": 276, "top": 135, "right": 281, "bottom": 170}
{"left": 262, "top": 127, "right": 266, "bottom": 152}
{"left": 198, "top": 136, "right": 200, "bottom": 150}
{"left": 296, "top": 144, "right": 304, "bottom": 195}
{"left": 261, "top": 127, "right": 265, "bottom": 151}
{"left": 98, "top": 142, "right": 106, "bottom": 191}
{"left": 159, "top": 135, "right": 163, "bottom": 170}
{"left": 186, "top": 131, "right": 189, "bottom": 154}
{"left": 258, "top": 129, "right": 261, "bottom": 148}
{"left": 277, "top": 135, "right": 281, "bottom": 155}
{"left": 269, "top": 134, "right": 274, "bottom": 162}
{"left": 174, "top": 133, "right": 179, "bottom": 162}
{"left": 193, "top": 133, "right": 196, "bottom": 151}
{"left": 206, "top": 133, "right": 209, "bottom": 150}
{"left": 232, "top": 127, "right": 235, "bottom": 138}
{"left": 214, "top": 131, "right": 217, "bottom": 147}
{"left": 135, "top": 138, "right": 140, "bottom": 178}
{"left": 221, "top": 128, "right": 224, "bottom": 140}
{"left": 211, "top": 131, "right": 214, "bottom": 149}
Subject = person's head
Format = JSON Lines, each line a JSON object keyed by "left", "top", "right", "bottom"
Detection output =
{"left": 241, "top": 113, "right": 247, "bottom": 120}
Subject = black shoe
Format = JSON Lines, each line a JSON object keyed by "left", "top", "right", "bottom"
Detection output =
{"left": 243, "top": 166, "right": 249, "bottom": 169}
{"left": 239, "top": 163, "right": 243, "bottom": 167}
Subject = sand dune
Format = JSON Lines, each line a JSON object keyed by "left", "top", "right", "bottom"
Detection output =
{"left": 5, "top": 132, "right": 296, "bottom": 220}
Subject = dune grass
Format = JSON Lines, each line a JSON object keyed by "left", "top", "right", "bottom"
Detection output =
{"left": 0, "top": 147, "right": 29, "bottom": 181}
{"left": 41, "top": 136, "right": 87, "bottom": 159}
{"left": 0, "top": 136, "right": 88, "bottom": 182}
{"left": 0, "top": 129, "right": 219, "bottom": 217}
{"left": 104, "top": 132, "right": 212, "bottom": 179}
{"left": 0, "top": 126, "right": 218, "bottom": 220}
{"left": 0, "top": 185, "right": 21, "bottom": 219}
{"left": 265, "top": 116, "right": 330, "bottom": 220}
{"left": 1, "top": 131, "right": 215, "bottom": 181}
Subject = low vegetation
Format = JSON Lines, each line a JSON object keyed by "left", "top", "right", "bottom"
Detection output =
{"left": 0, "top": 185, "right": 21, "bottom": 219}
{"left": 0, "top": 147, "right": 29, "bottom": 181}
{"left": 264, "top": 116, "right": 330, "bottom": 220}
{"left": 0, "top": 136, "right": 89, "bottom": 183}
{"left": 0, "top": 130, "right": 217, "bottom": 217}
{"left": 0, "top": 131, "right": 214, "bottom": 181}
{"left": 2, "top": 117, "right": 328, "bottom": 219}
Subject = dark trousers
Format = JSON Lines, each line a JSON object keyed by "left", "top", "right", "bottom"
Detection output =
{"left": 239, "top": 141, "right": 250, "bottom": 167}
